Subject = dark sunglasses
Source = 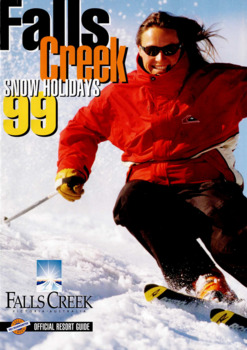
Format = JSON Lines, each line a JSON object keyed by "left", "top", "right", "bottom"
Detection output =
{"left": 140, "top": 43, "right": 182, "bottom": 57}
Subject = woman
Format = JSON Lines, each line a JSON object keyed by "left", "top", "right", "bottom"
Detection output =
{"left": 56, "top": 12, "right": 247, "bottom": 302}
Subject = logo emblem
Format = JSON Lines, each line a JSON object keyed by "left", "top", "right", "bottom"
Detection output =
{"left": 37, "top": 260, "right": 62, "bottom": 292}
{"left": 152, "top": 288, "right": 161, "bottom": 297}
{"left": 182, "top": 115, "right": 200, "bottom": 124}
{"left": 217, "top": 312, "right": 230, "bottom": 323}
{"left": 7, "top": 319, "right": 30, "bottom": 335}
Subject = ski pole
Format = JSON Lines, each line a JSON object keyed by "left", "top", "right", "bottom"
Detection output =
{"left": 3, "top": 191, "right": 59, "bottom": 224}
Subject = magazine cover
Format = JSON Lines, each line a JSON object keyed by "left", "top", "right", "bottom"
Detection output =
{"left": 0, "top": 0, "right": 247, "bottom": 349}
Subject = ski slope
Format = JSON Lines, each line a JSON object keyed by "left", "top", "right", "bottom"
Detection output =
{"left": 1, "top": 2, "right": 247, "bottom": 348}
{"left": 0, "top": 118, "right": 247, "bottom": 349}
{"left": 0, "top": 199, "right": 247, "bottom": 350}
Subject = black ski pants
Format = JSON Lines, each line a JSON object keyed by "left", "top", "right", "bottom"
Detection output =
{"left": 113, "top": 180, "right": 247, "bottom": 290}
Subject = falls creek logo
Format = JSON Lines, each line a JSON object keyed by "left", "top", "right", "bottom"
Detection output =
{"left": 2, "top": 260, "right": 94, "bottom": 334}
{"left": 5, "top": 260, "right": 93, "bottom": 311}
{"left": 37, "top": 260, "right": 62, "bottom": 292}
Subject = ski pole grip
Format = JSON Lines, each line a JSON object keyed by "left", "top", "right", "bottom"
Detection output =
{"left": 55, "top": 176, "right": 85, "bottom": 190}
{"left": 55, "top": 178, "right": 63, "bottom": 190}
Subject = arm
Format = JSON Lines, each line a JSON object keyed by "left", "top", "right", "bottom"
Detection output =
{"left": 56, "top": 89, "right": 113, "bottom": 201}
{"left": 227, "top": 66, "right": 247, "bottom": 121}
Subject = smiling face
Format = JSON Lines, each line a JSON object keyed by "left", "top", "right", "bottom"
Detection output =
{"left": 138, "top": 27, "right": 182, "bottom": 75}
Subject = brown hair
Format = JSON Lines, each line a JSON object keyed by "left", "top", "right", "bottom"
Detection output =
{"left": 136, "top": 12, "right": 220, "bottom": 69}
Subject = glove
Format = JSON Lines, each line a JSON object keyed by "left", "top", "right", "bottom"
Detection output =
{"left": 55, "top": 168, "right": 85, "bottom": 202}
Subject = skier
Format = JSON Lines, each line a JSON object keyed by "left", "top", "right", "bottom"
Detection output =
{"left": 56, "top": 12, "right": 247, "bottom": 302}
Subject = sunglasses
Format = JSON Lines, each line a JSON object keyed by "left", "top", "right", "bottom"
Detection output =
{"left": 140, "top": 43, "right": 183, "bottom": 57}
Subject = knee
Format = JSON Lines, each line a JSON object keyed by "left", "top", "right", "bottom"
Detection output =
{"left": 211, "top": 227, "right": 247, "bottom": 262}
{"left": 113, "top": 180, "right": 153, "bottom": 227}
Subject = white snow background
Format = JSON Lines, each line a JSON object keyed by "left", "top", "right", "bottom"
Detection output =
{"left": 0, "top": 1, "right": 247, "bottom": 349}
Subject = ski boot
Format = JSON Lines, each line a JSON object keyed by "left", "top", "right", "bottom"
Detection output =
{"left": 193, "top": 272, "right": 238, "bottom": 303}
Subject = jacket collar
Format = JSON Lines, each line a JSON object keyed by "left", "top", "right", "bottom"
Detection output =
{"left": 136, "top": 52, "right": 190, "bottom": 95}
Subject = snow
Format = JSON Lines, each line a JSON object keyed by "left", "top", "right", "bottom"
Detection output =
{"left": 1, "top": 214, "right": 247, "bottom": 350}
{"left": 1, "top": 128, "right": 247, "bottom": 350}
{"left": 1, "top": 1, "right": 247, "bottom": 349}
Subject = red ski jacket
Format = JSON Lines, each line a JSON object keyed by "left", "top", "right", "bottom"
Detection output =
{"left": 57, "top": 53, "right": 247, "bottom": 186}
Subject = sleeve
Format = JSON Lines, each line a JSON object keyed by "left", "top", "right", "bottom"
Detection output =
{"left": 57, "top": 86, "right": 114, "bottom": 181}
{"left": 232, "top": 67, "right": 247, "bottom": 121}
{"left": 210, "top": 64, "right": 247, "bottom": 122}
{"left": 237, "top": 88, "right": 247, "bottom": 121}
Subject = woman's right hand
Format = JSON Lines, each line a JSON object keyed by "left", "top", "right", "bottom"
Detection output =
{"left": 55, "top": 168, "right": 85, "bottom": 201}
